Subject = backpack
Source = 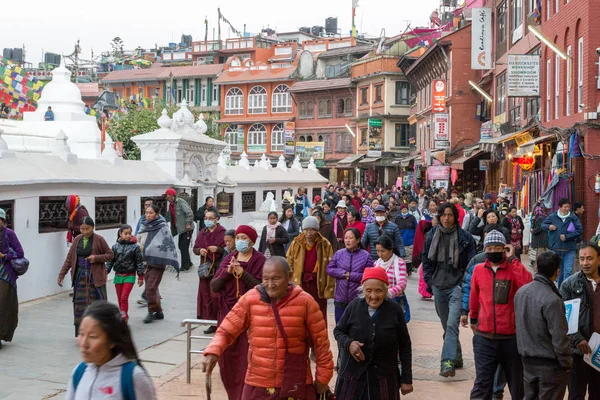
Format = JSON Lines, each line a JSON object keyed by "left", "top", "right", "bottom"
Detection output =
{"left": 72, "top": 361, "right": 136, "bottom": 400}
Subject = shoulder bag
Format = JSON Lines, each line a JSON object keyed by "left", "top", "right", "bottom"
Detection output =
{"left": 9, "top": 248, "right": 29, "bottom": 276}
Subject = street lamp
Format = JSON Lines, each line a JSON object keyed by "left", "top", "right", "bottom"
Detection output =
{"left": 469, "top": 80, "right": 493, "bottom": 103}
{"left": 527, "top": 26, "right": 568, "bottom": 60}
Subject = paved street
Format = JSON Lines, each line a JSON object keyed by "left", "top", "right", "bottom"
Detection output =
{"left": 0, "top": 256, "right": 533, "bottom": 400}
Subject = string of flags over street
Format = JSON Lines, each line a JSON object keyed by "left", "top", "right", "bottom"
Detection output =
{"left": 0, "top": 56, "right": 46, "bottom": 113}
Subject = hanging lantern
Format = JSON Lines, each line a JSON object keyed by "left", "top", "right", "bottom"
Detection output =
{"left": 217, "top": 189, "right": 231, "bottom": 214}
{"left": 512, "top": 156, "right": 535, "bottom": 171}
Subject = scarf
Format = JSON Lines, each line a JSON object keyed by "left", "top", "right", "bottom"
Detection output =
{"left": 427, "top": 225, "right": 460, "bottom": 269}
{"left": 534, "top": 205, "right": 546, "bottom": 219}
{"left": 66, "top": 195, "right": 81, "bottom": 243}
{"left": 361, "top": 205, "right": 375, "bottom": 224}
{"left": 558, "top": 211, "right": 570, "bottom": 222}
{"left": 139, "top": 218, "right": 180, "bottom": 272}
{"left": 266, "top": 221, "right": 281, "bottom": 240}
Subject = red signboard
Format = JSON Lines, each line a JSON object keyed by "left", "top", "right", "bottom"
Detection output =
{"left": 432, "top": 79, "right": 447, "bottom": 113}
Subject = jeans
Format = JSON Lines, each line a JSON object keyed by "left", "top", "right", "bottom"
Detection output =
{"left": 523, "top": 359, "right": 569, "bottom": 400}
{"left": 555, "top": 249, "right": 575, "bottom": 288}
{"left": 493, "top": 365, "right": 507, "bottom": 396}
{"left": 178, "top": 232, "right": 193, "bottom": 270}
{"left": 470, "top": 336, "right": 523, "bottom": 400}
{"left": 568, "top": 354, "right": 600, "bottom": 399}
{"left": 432, "top": 285, "right": 463, "bottom": 364}
{"left": 334, "top": 301, "right": 348, "bottom": 324}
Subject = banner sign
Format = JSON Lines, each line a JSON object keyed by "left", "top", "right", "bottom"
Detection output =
{"left": 507, "top": 54, "right": 541, "bottom": 97}
{"left": 428, "top": 165, "right": 450, "bottom": 180}
{"left": 432, "top": 80, "right": 447, "bottom": 113}
{"left": 434, "top": 113, "right": 449, "bottom": 141}
{"left": 368, "top": 118, "right": 383, "bottom": 157}
{"left": 471, "top": 8, "right": 493, "bottom": 70}
{"left": 435, "top": 140, "right": 450, "bottom": 149}
{"left": 295, "top": 141, "right": 324, "bottom": 160}
{"left": 479, "top": 160, "right": 489, "bottom": 171}
{"left": 284, "top": 121, "right": 295, "bottom": 155}
{"left": 480, "top": 120, "right": 492, "bottom": 140}
{"left": 565, "top": 299, "right": 580, "bottom": 335}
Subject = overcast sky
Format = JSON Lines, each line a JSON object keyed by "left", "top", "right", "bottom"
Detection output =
{"left": 1, "top": 0, "right": 440, "bottom": 65}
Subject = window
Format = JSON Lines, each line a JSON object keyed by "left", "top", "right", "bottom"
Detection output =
{"left": 496, "top": 73, "right": 506, "bottom": 116}
{"left": 299, "top": 101, "right": 306, "bottom": 117}
{"left": 395, "top": 81, "right": 410, "bottom": 105}
{"left": 39, "top": 196, "right": 68, "bottom": 233}
{"left": 242, "top": 191, "right": 256, "bottom": 213}
{"left": 326, "top": 99, "right": 332, "bottom": 116}
{"left": 322, "top": 133, "right": 333, "bottom": 152}
{"left": 527, "top": 0, "right": 536, "bottom": 15}
{"left": 95, "top": 197, "right": 127, "bottom": 230}
{"left": 525, "top": 97, "right": 540, "bottom": 119}
{"left": 298, "top": 136, "right": 306, "bottom": 142}
{"left": 337, "top": 99, "right": 346, "bottom": 115}
{"left": 555, "top": 54, "right": 560, "bottom": 119}
{"left": 360, "top": 87, "right": 368, "bottom": 105}
{"left": 566, "top": 45, "right": 572, "bottom": 116}
{"left": 306, "top": 135, "right": 314, "bottom": 142}
{"left": 225, "top": 124, "right": 240, "bottom": 151}
{"left": 200, "top": 85, "right": 205, "bottom": 103}
{"left": 225, "top": 87, "right": 243, "bottom": 115}
{"left": 360, "top": 128, "right": 368, "bottom": 146}
{"left": 555, "top": 0, "right": 559, "bottom": 14}
{"left": 509, "top": 98, "right": 521, "bottom": 128}
{"left": 248, "top": 86, "right": 267, "bottom": 114}
{"left": 374, "top": 85, "right": 383, "bottom": 102}
{"left": 578, "top": 37, "right": 584, "bottom": 113}
{"left": 510, "top": 0, "right": 523, "bottom": 43}
{"left": 187, "top": 84, "right": 195, "bottom": 105}
{"left": 272, "top": 84, "right": 292, "bottom": 113}
{"left": 248, "top": 123, "right": 266, "bottom": 148}
{"left": 271, "top": 123, "right": 285, "bottom": 151}
{"left": 546, "top": 0, "right": 551, "bottom": 20}
{"left": 395, "top": 124, "right": 409, "bottom": 147}
{"left": 546, "top": 59, "right": 551, "bottom": 121}
{"left": 0, "top": 200, "right": 14, "bottom": 230}
{"left": 497, "top": 2, "right": 507, "bottom": 46}
{"left": 306, "top": 101, "right": 314, "bottom": 118}
{"left": 345, "top": 98, "right": 353, "bottom": 116}
{"left": 335, "top": 132, "right": 352, "bottom": 153}
{"left": 318, "top": 99, "right": 332, "bottom": 118}
{"left": 212, "top": 85, "right": 219, "bottom": 105}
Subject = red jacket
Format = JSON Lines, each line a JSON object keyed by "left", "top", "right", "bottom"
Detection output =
{"left": 348, "top": 220, "right": 366, "bottom": 238}
{"left": 469, "top": 257, "right": 532, "bottom": 337}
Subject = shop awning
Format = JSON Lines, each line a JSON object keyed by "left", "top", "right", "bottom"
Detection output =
{"left": 479, "top": 128, "right": 532, "bottom": 152}
{"left": 451, "top": 150, "right": 484, "bottom": 170}
{"left": 358, "top": 157, "right": 381, "bottom": 165}
{"left": 518, "top": 134, "right": 557, "bottom": 154}
{"left": 336, "top": 154, "right": 365, "bottom": 168}
{"left": 398, "top": 154, "right": 421, "bottom": 167}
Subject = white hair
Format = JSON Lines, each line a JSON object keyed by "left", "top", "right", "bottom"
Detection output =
{"left": 357, "top": 282, "right": 390, "bottom": 298}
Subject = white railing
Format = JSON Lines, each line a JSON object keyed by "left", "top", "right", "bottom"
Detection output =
{"left": 180, "top": 318, "right": 218, "bottom": 384}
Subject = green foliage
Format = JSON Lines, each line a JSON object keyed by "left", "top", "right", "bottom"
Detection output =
{"left": 106, "top": 101, "right": 222, "bottom": 160}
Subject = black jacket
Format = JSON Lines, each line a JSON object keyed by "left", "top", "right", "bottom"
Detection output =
{"left": 194, "top": 205, "right": 217, "bottom": 230}
{"left": 258, "top": 225, "right": 290, "bottom": 257}
{"left": 282, "top": 217, "right": 300, "bottom": 244}
{"left": 530, "top": 214, "right": 549, "bottom": 249}
{"left": 468, "top": 216, "right": 511, "bottom": 244}
{"left": 560, "top": 271, "right": 597, "bottom": 356}
{"left": 106, "top": 240, "right": 144, "bottom": 276}
{"left": 334, "top": 298, "right": 412, "bottom": 388}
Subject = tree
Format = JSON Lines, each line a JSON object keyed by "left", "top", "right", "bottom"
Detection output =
{"left": 110, "top": 37, "right": 124, "bottom": 58}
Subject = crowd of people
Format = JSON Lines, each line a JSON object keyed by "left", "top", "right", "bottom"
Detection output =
{"left": 1, "top": 182, "right": 600, "bottom": 399}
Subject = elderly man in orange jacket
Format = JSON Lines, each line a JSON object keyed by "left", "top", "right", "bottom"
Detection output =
{"left": 202, "top": 256, "right": 334, "bottom": 399}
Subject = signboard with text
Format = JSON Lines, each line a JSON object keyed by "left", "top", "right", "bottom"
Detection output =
{"left": 284, "top": 121, "right": 295, "bottom": 155}
{"left": 435, "top": 140, "right": 450, "bottom": 149}
{"left": 368, "top": 118, "right": 383, "bottom": 157}
{"left": 432, "top": 80, "right": 447, "bottom": 113}
{"left": 507, "top": 54, "right": 541, "bottom": 97}
{"left": 295, "top": 142, "right": 325, "bottom": 160}
{"left": 480, "top": 120, "right": 492, "bottom": 140}
{"left": 434, "top": 113, "right": 449, "bottom": 141}
{"left": 428, "top": 165, "right": 450, "bottom": 180}
{"left": 471, "top": 8, "right": 493, "bottom": 70}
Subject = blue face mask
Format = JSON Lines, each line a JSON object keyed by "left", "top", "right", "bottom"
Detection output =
{"left": 236, "top": 240, "right": 250, "bottom": 253}
{"left": 204, "top": 219, "right": 215, "bottom": 229}
{"left": 401, "top": 212, "right": 409, "bottom": 217}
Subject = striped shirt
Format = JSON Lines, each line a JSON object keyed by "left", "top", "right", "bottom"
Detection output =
{"left": 374, "top": 254, "right": 407, "bottom": 298}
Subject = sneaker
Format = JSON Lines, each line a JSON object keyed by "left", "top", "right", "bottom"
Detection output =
{"left": 143, "top": 313, "right": 156, "bottom": 324}
{"left": 137, "top": 299, "right": 147, "bottom": 306}
{"left": 155, "top": 311, "right": 164, "bottom": 320}
{"left": 203, "top": 326, "right": 217, "bottom": 334}
{"left": 454, "top": 358, "right": 464, "bottom": 369}
{"left": 439, "top": 360, "right": 456, "bottom": 377}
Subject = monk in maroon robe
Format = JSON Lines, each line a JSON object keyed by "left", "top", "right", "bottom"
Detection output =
{"left": 210, "top": 225, "right": 265, "bottom": 400}
{"left": 193, "top": 210, "right": 226, "bottom": 333}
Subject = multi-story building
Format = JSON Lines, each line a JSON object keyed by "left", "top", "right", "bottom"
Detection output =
{"left": 101, "top": 64, "right": 223, "bottom": 112}
{"left": 399, "top": 24, "right": 484, "bottom": 193}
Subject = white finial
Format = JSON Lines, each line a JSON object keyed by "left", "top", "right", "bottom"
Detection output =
{"left": 307, "top": 157, "right": 318, "bottom": 171}
{"left": 54, "top": 130, "right": 76, "bottom": 163}
{"left": 0, "top": 128, "right": 15, "bottom": 159}
{"left": 218, "top": 151, "right": 227, "bottom": 169}
{"left": 181, "top": 98, "right": 188, "bottom": 107}
{"left": 102, "top": 133, "right": 121, "bottom": 162}
{"left": 157, "top": 109, "right": 172, "bottom": 129}
{"left": 254, "top": 159, "right": 261, "bottom": 169}
{"left": 259, "top": 153, "right": 270, "bottom": 170}
{"left": 239, "top": 151, "right": 250, "bottom": 170}
{"left": 277, "top": 155, "right": 287, "bottom": 171}
{"left": 291, "top": 156, "right": 302, "bottom": 171}
{"left": 196, "top": 112, "right": 208, "bottom": 135}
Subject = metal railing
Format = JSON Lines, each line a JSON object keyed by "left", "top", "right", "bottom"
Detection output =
{"left": 180, "top": 318, "right": 218, "bottom": 384}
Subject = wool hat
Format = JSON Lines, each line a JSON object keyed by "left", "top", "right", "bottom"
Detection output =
{"left": 374, "top": 205, "right": 387, "bottom": 213}
{"left": 361, "top": 267, "right": 390, "bottom": 285}
{"left": 164, "top": 188, "right": 177, "bottom": 197}
{"left": 0, "top": 208, "right": 6, "bottom": 221}
{"left": 399, "top": 203, "right": 409, "bottom": 210}
{"left": 302, "top": 216, "right": 320, "bottom": 231}
{"left": 336, "top": 200, "right": 348, "bottom": 209}
{"left": 314, "top": 195, "right": 322, "bottom": 203}
{"left": 483, "top": 230, "right": 506, "bottom": 248}
{"left": 235, "top": 225, "right": 258, "bottom": 243}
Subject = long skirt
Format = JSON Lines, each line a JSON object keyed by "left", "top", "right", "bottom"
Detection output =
{"left": 73, "top": 262, "right": 107, "bottom": 332}
{"left": 335, "top": 370, "right": 401, "bottom": 400}
{"left": 0, "top": 280, "right": 18, "bottom": 342}
{"left": 197, "top": 278, "right": 218, "bottom": 320}
{"left": 219, "top": 331, "right": 249, "bottom": 400}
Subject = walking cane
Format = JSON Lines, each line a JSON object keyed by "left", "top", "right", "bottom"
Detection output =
{"left": 205, "top": 374, "right": 212, "bottom": 400}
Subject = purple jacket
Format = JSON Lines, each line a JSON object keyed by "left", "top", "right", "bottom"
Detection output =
{"left": 326, "top": 247, "right": 373, "bottom": 303}
{"left": 0, "top": 227, "right": 25, "bottom": 288}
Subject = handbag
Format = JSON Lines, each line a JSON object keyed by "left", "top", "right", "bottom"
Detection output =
{"left": 9, "top": 248, "right": 29, "bottom": 276}
{"left": 197, "top": 255, "right": 218, "bottom": 279}
{"left": 270, "top": 300, "right": 317, "bottom": 400}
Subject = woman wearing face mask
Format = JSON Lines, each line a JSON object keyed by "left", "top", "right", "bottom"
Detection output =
{"left": 58, "top": 216, "right": 114, "bottom": 336}
{"left": 65, "top": 301, "right": 156, "bottom": 400}
{"left": 259, "top": 211, "right": 289, "bottom": 258}
{"left": 279, "top": 206, "right": 300, "bottom": 251}
{"left": 327, "top": 228, "right": 373, "bottom": 323}
{"left": 501, "top": 206, "right": 524, "bottom": 260}
{"left": 334, "top": 267, "right": 413, "bottom": 399}
{"left": 210, "top": 225, "right": 265, "bottom": 400}
{"left": 469, "top": 210, "right": 511, "bottom": 249}
{"left": 193, "top": 210, "right": 226, "bottom": 333}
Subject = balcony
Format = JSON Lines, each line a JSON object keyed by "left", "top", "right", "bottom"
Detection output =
{"left": 192, "top": 40, "right": 223, "bottom": 53}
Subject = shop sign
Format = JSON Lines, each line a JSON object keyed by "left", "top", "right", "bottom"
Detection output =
{"left": 435, "top": 180, "right": 449, "bottom": 189}
{"left": 479, "top": 160, "right": 490, "bottom": 171}
{"left": 471, "top": 8, "right": 493, "bottom": 70}
{"left": 432, "top": 80, "right": 447, "bottom": 113}
{"left": 507, "top": 54, "right": 541, "bottom": 97}
{"left": 295, "top": 141, "right": 324, "bottom": 160}
{"left": 237, "top": 126, "right": 245, "bottom": 147}
{"left": 284, "top": 121, "right": 295, "bottom": 155}
{"left": 480, "top": 120, "right": 492, "bottom": 140}
{"left": 248, "top": 144, "right": 267, "bottom": 153}
{"left": 367, "top": 118, "right": 383, "bottom": 157}
{"left": 428, "top": 165, "right": 450, "bottom": 180}
{"left": 434, "top": 113, "right": 449, "bottom": 141}
{"left": 435, "top": 140, "right": 450, "bottom": 149}
{"left": 315, "top": 160, "right": 326, "bottom": 168}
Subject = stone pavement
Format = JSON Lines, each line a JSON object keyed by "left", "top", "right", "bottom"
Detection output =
{"left": 0, "top": 254, "right": 536, "bottom": 399}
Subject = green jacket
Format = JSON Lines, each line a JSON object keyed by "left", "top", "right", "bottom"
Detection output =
{"left": 165, "top": 197, "right": 195, "bottom": 235}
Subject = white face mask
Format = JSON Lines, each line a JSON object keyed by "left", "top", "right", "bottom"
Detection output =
{"left": 375, "top": 216, "right": 387, "bottom": 223}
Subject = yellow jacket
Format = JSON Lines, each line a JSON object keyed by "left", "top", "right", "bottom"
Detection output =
{"left": 286, "top": 232, "right": 335, "bottom": 299}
